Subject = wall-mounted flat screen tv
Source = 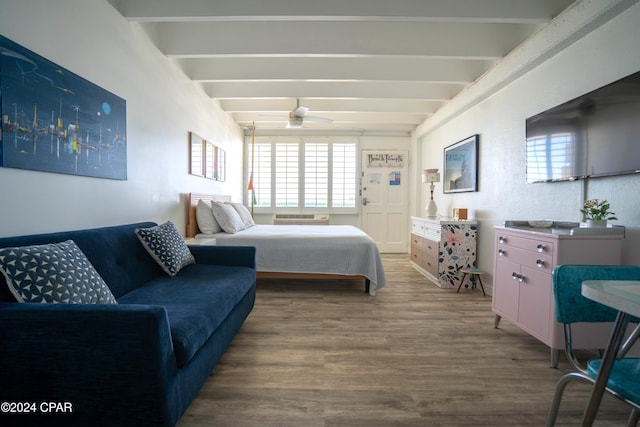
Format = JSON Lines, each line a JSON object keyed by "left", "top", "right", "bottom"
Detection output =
{"left": 526, "top": 70, "right": 640, "bottom": 183}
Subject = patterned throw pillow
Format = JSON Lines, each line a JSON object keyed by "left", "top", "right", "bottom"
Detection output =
{"left": 0, "top": 240, "right": 117, "bottom": 304}
{"left": 135, "top": 221, "right": 195, "bottom": 277}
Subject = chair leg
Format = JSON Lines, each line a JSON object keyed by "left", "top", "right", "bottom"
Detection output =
{"left": 627, "top": 408, "right": 640, "bottom": 427}
{"left": 546, "top": 372, "right": 594, "bottom": 427}
{"left": 456, "top": 273, "right": 468, "bottom": 293}
{"left": 476, "top": 275, "right": 486, "bottom": 296}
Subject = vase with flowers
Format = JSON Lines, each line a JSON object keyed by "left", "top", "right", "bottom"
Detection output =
{"left": 580, "top": 199, "right": 617, "bottom": 228}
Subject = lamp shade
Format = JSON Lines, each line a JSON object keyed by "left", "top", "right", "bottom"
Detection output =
{"left": 422, "top": 169, "right": 440, "bottom": 183}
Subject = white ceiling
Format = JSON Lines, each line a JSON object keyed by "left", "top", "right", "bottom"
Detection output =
{"left": 107, "top": 0, "right": 576, "bottom": 136}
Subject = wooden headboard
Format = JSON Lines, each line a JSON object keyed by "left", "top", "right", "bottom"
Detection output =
{"left": 186, "top": 193, "right": 232, "bottom": 238}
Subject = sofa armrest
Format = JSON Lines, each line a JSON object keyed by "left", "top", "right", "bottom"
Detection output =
{"left": 0, "top": 303, "right": 178, "bottom": 425}
{"left": 188, "top": 245, "right": 257, "bottom": 269}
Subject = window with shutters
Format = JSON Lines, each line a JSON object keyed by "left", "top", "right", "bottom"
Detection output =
{"left": 331, "top": 143, "right": 357, "bottom": 208}
{"left": 304, "top": 143, "right": 329, "bottom": 208}
{"left": 275, "top": 143, "right": 299, "bottom": 207}
{"left": 246, "top": 138, "right": 357, "bottom": 212}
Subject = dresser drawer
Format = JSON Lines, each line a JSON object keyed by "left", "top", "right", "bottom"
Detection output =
{"left": 423, "top": 223, "right": 442, "bottom": 242}
{"left": 410, "top": 236, "right": 421, "bottom": 263}
{"left": 495, "top": 233, "right": 554, "bottom": 256}
{"left": 423, "top": 238, "right": 438, "bottom": 258}
{"left": 423, "top": 254, "right": 439, "bottom": 277}
{"left": 411, "top": 219, "right": 426, "bottom": 236}
{"left": 496, "top": 244, "right": 553, "bottom": 273}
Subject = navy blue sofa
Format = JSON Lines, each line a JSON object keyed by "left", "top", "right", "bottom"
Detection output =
{"left": 0, "top": 222, "right": 256, "bottom": 427}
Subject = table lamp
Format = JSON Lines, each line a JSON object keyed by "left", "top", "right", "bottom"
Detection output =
{"left": 422, "top": 169, "right": 440, "bottom": 218}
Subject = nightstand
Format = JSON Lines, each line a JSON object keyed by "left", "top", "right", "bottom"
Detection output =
{"left": 184, "top": 237, "right": 217, "bottom": 245}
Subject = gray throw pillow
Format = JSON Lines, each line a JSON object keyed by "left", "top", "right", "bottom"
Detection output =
{"left": 135, "top": 221, "right": 195, "bottom": 277}
{"left": 229, "top": 202, "right": 255, "bottom": 229}
{"left": 211, "top": 201, "right": 245, "bottom": 234}
{"left": 0, "top": 240, "right": 117, "bottom": 304}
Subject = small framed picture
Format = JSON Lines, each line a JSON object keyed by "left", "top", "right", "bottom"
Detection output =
{"left": 443, "top": 134, "right": 479, "bottom": 193}
{"left": 189, "top": 132, "right": 204, "bottom": 177}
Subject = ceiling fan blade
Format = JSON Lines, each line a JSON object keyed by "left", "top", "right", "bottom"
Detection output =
{"left": 285, "top": 99, "right": 331, "bottom": 127}
{"left": 292, "top": 105, "right": 309, "bottom": 117}
{"left": 304, "top": 115, "right": 333, "bottom": 123}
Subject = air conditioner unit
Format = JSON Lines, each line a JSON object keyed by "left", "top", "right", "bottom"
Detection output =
{"left": 272, "top": 214, "right": 330, "bottom": 225}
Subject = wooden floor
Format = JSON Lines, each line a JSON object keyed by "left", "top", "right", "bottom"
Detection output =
{"left": 177, "top": 254, "right": 631, "bottom": 426}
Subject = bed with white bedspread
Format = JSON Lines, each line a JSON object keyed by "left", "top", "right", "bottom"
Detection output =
{"left": 186, "top": 193, "right": 386, "bottom": 295}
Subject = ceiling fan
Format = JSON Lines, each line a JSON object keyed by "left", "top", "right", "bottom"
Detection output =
{"left": 286, "top": 99, "right": 333, "bottom": 128}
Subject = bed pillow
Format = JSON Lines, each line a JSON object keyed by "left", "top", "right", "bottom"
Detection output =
{"left": 211, "top": 201, "right": 245, "bottom": 234}
{"left": 135, "top": 221, "right": 195, "bottom": 277}
{"left": 0, "top": 240, "right": 117, "bottom": 304}
{"left": 196, "top": 199, "right": 222, "bottom": 234}
{"left": 229, "top": 202, "right": 255, "bottom": 228}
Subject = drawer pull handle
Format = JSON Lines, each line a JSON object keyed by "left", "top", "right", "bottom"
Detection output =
{"left": 499, "top": 236, "right": 506, "bottom": 244}
{"left": 498, "top": 249, "right": 506, "bottom": 256}
{"left": 536, "top": 259, "right": 545, "bottom": 268}
{"left": 537, "top": 244, "right": 546, "bottom": 253}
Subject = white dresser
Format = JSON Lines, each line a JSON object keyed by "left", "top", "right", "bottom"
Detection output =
{"left": 410, "top": 217, "right": 478, "bottom": 288}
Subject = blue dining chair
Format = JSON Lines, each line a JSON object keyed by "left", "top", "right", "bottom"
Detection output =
{"left": 546, "top": 264, "right": 640, "bottom": 427}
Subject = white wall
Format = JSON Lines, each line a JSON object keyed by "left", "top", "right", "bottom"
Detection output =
{"left": 0, "top": 0, "right": 244, "bottom": 237}
{"left": 414, "top": 1, "right": 640, "bottom": 293}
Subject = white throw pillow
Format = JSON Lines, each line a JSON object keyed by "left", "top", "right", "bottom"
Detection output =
{"left": 229, "top": 202, "right": 255, "bottom": 228}
{"left": 211, "top": 202, "right": 245, "bottom": 234}
{"left": 195, "top": 199, "right": 222, "bottom": 234}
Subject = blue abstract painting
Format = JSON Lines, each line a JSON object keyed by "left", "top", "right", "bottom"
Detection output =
{"left": 0, "top": 35, "right": 127, "bottom": 180}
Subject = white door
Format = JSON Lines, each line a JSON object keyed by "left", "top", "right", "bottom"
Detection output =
{"left": 361, "top": 150, "right": 409, "bottom": 253}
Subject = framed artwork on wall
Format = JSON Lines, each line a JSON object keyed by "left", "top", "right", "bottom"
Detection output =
{"left": 443, "top": 134, "right": 478, "bottom": 193}
{"left": 189, "top": 131, "right": 225, "bottom": 181}
{"left": 0, "top": 35, "right": 127, "bottom": 180}
{"left": 204, "top": 140, "right": 216, "bottom": 179}
{"left": 215, "top": 146, "right": 226, "bottom": 182}
{"left": 189, "top": 132, "right": 204, "bottom": 176}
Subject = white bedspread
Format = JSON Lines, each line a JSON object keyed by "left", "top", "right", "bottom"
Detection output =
{"left": 195, "top": 225, "right": 386, "bottom": 295}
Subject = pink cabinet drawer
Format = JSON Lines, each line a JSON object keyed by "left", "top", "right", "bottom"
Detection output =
{"left": 496, "top": 244, "right": 553, "bottom": 273}
{"left": 495, "top": 233, "right": 554, "bottom": 256}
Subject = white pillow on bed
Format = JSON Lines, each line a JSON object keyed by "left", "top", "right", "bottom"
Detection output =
{"left": 196, "top": 199, "right": 222, "bottom": 234}
{"left": 229, "top": 202, "right": 255, "bottom": 228}
{"left": 211, "top": 201, "right": 245, "bottom": 234}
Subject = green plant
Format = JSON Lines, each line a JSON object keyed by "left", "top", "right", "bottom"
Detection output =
{"left": 580, "top": 199, "right": 618, "bottom": 221}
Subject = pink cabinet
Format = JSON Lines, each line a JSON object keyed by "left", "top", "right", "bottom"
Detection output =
{"left": 492, "top": 225, "right": 624, "bottom": 367}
